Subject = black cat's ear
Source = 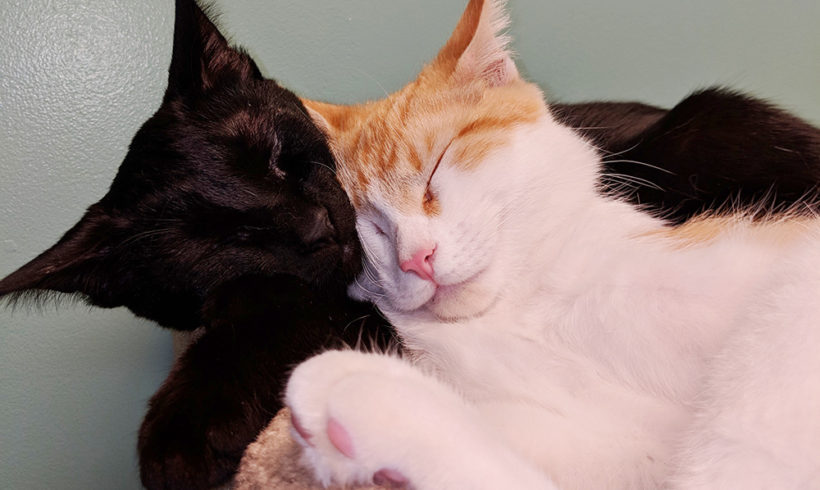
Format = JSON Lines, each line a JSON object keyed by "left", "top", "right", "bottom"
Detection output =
{"left": 165, "top": 0, "right": 262, "bottom": 101}
{"left": 0, "top": 207, "right": 122, "bottom": 306}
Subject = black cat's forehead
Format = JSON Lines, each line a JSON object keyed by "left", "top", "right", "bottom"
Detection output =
{"left": 190, "top": 82, "right": 294, "bottom": 121}
{"left": 191, "top": 80, "right": 316, "bottom": 143}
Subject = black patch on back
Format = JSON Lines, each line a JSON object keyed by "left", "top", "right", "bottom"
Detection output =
{"left": 553, "top": 101, "right": 668, "bottom": 152}
{"left": 559, "top": 89, "right": 820, "bottom": 224}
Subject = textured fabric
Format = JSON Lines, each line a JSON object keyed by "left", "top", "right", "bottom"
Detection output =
{"left": 234, "top": 408, "right": 378, "bottom": 490}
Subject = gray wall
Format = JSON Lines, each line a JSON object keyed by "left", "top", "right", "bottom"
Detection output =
{"left": 0, "top": 1, "right": 817, "bottom": 488}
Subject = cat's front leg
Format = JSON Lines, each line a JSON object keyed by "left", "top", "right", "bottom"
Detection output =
{"left": 286, "top": 350, "right": 556, "bottom": 489}
{"left": 139, "top": 276, "right": 370, "bottom": 489}
{"left": 138, "top": 323, "right": 283, "bottom": 489}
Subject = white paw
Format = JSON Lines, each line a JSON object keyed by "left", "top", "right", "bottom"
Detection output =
{"left": 285, "top": 350, "right": 471, "bottom": 488}
{"left": 285, "top": 350, "right": 559, "bottom": 490}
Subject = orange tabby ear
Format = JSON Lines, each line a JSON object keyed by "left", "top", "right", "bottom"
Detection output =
{"left": 428, "top": 0, "right": 518, "bottom": 87}
{"left": 301, "top": 99, "right": 356, "bottom": 135}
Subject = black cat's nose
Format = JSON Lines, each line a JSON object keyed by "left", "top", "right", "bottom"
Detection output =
{"left": 303, "top": 207, "right": 336, "bottom": 248}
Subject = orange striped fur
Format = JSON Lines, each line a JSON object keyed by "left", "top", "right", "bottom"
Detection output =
{"left": 303, "top": 0, "right": 544, "bottom": 215}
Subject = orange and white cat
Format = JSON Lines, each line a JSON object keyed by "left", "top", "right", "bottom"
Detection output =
{"left": 284, "top": 1, "right": 820, "bottom": 488}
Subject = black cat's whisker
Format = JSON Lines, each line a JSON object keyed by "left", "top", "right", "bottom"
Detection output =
{"left": 604, "top": 181, "right": 645, "bottom": 197}
{"left": 310, "top": 160, "right": 337, "bottom": 176}
{"left": 343, "top": 314, "right": 373, "bottom": 334}
{"left": 601, "top": 174, "right": 642, "bottom": 190}
{"left": 118, "top": 228, "right": 177, "bottom": 248}
{"left": 603, "top": 173, "right": 665, "bottom": 191}
{"left": 593, "top": 140, "right": 643, "bottom": 158}
{"left": 603, "top": 159, "right": 676, "bottom": 175}
{"left": 609, "top": 183, "right": 641, "bottom": 197}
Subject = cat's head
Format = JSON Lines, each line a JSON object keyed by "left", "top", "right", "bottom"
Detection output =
{"left": 0, "top": 1, "right": 360, "bottom": 330}
{"left": 306, "top": 0, "right": 582, "bottom": 321}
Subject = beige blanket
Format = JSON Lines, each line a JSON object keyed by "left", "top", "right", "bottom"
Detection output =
{"left": 234, "top": 408, "right": 379, "bottom": 489}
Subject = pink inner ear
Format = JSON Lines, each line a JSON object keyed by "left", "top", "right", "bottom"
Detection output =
{"left": 483, "top": 57, "right": 515, "bottom": 87}
{"left": 453, "top": 37, "right": 518, "bottom": 87}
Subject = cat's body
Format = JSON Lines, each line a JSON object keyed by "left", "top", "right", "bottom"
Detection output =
{"left": 285, "top": 0, "right": 820, "bottom": 488}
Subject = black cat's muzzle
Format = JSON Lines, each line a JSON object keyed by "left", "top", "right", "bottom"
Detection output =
{"left": 301, "top": 207, "right": 336, "bottom": 252}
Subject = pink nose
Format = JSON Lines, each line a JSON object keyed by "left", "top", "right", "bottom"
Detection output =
{"left": 400, "top": 246, "right": 436, "bottom": 282}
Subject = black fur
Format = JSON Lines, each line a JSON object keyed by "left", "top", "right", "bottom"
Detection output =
{"left": 553, "top": 101, "right": 668, "bottom": 151}
{"left": 0, "top": 1, "right": 395, "bottom": 488}
{"left": 2, "top": 1, "right": 818, "bottom": 488}
{"left": 138, "top": 275, "right": 392, "bottom": 489}
{"left": 562, "top": 90, "right": 820, "bottom": 224}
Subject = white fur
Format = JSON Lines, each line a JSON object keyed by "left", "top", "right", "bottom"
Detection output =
{"left": 285, "top": 1, "right": 820, "bottom": 487}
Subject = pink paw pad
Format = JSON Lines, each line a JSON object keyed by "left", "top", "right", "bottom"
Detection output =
{"left": 373, "top": 468, "right": 409, "bottom": 487}
{"left": 326, "top": 417, "right": 355, "bottom": 458}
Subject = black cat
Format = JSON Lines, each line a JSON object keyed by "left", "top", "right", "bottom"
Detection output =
{"left": 0, "top": 1, "right": 395, "bottom": 488}
{"left": 2, "top": 1, "right": 818, "bottom": 489}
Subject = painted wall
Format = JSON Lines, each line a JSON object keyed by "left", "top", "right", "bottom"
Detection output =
{"left": 0, "top": 1, "right": 817, "bottom": 487}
